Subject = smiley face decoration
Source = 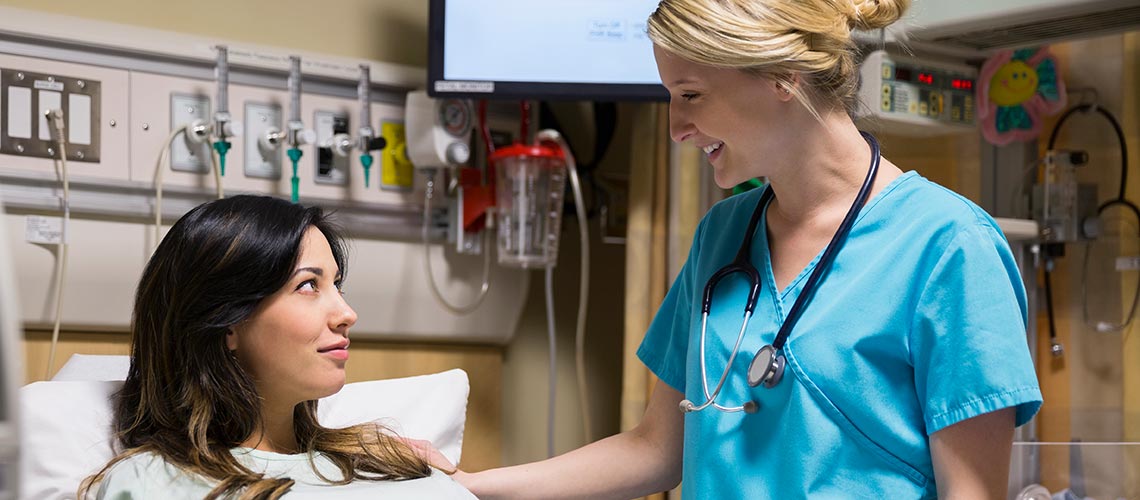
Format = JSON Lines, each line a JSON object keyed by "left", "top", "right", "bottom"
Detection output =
{"left": 978, "top": 47, "right": 1067, "bottom": 146}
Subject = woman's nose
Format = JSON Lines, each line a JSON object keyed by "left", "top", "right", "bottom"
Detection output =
{"left": 668, "top": 103, "right": 695, "bottom": 143}
{"left": 332, "top": 296, "right": 358, "bottom": 333}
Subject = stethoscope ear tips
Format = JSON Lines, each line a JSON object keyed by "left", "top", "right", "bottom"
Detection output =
{"left": 743, "top": 401, "right": 759, "bottom": 413}
{"left": 679, "top": 400, "right": 696, "bottom": 413}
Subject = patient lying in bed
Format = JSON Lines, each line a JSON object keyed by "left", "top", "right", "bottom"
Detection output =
{"left": 72, "top": 195, "right": 473, "bottom": 499}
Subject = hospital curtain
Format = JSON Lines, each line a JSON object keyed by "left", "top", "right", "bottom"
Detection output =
{"left": 622, "top": 102, "right": 707, "bottom": 500}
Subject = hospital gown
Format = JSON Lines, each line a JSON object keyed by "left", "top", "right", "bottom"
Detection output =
{"left": 96, "top": 448, "right": 475, "bottom": 499}
{"left": 638, "top": 171, "right": 1042, "bottom": 499}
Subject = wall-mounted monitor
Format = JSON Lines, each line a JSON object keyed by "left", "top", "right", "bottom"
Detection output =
{"left": 427, "top": 0, "right": 668, "bottom": 101}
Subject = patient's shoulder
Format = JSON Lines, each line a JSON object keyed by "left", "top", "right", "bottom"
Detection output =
{"left": 97, "top": 451, "right": 216, "bottom": 498}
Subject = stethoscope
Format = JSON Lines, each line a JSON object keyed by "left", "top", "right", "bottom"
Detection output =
{"left": 679, "top": 131, "right": 881, "bottom": 414}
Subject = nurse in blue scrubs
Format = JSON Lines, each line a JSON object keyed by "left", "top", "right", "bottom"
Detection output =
{"left": 443, "top": 0, "right": 1043, "bottom": 497}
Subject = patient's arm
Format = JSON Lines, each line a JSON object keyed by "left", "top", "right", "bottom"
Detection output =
{"left": 455, "top": 380, "right": 684, "bottom": 500}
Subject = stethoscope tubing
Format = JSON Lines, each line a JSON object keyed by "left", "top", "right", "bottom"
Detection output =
{"left": 682, "top": 132, "right": 881, "bottom": 415}
{"left": 770, "top": 131, "right": 881, "bottom": 351}
{"left": 691, "top": 311, "right": 754, "bottom": 413}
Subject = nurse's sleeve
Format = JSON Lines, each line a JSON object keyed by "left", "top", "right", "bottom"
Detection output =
{"left": 636, "top": 220, "right": 705, "bottom": 394}
{"left": 910, "top": 222, "right": 1043, "bottom": 435}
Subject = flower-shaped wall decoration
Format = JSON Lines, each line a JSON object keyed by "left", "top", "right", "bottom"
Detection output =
{"left": 977, "top": 47, "right": 1067, "bottom": 145}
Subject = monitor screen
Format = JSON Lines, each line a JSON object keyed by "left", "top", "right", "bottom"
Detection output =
{"left": 428, "top": 0, "right": 668, "bottom": 101}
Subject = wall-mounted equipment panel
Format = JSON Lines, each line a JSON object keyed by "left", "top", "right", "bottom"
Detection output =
{"left": 855, "top": 50, "right": 978, "bottom": 136}
{"left": 0, "top": 9, "right": 534, "bottom": 344}
{"left": 1, "top": 69, "right": 101, "bottom": 162}
{"left": 0, "top": 53, "right": 129, "bottom": 182}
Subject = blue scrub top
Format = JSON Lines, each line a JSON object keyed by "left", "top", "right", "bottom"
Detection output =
{"left": 638, "top": 171, "right": 1042, "bottom": 499}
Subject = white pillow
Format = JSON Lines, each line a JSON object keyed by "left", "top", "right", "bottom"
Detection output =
{"left": 50, "top": 354, "right": 130, "bottom": 382}
{"left": 20, "top": 355, "right": 469, "bottom": 500}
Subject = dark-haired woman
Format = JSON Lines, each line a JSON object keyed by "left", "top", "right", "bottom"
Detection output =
{"left": 81, "top": 195, "right": 474, "bottom": 499}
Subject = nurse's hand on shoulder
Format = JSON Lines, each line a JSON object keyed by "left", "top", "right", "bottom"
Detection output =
{"left": 400, "top": 437, "right": 458, "bottom": 475}
{"left": 397, "top": 437, "right": 483, "bottom": 493}
{"left": 929, "top": 407, "right": 1016, "bottom": 499}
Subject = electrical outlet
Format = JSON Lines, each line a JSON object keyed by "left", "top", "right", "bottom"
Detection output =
{"left": 314, "top": 110, "right": 349, "bottom": 185}
{"left": 380, "top": 120, "right": 413, "bottom": 192}
{"left": 243, "top": 101, "right": 282, "bottom": 179}
{"left": 169, "top": 93, "right": 211, "bottom": 173}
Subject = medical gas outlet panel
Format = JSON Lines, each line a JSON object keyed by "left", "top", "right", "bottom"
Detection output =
{"left": 0, "top": 53, "right": 419, "bottom": 215}
{"left": 856, "top": 50, "right": 977, "bottom": 136}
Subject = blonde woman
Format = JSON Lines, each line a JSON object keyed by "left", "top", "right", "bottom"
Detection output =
{"left": 80, "top": 195, "right": 473, "bottom": 499}
{"left": 436, "top": 0, "right": 1041, "bottom": 498}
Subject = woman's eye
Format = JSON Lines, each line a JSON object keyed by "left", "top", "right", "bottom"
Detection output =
{"left": 680, "top": 93, "right": 700, "bottom": 102}
{"left": 296, "top": 279, "right": 317, "bottom": 292}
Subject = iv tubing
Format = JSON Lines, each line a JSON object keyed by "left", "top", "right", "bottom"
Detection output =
{"left": 544, "top": 265, "right": 557, "bottom": 458}
{"left": 535, "top": 129, "right": 593, "bottom": 443}
{"left": 153, "top": 126, "right": 222, "bottom": 251}
{"left": 45, "top": 110, "right": 69, "bottom": 380}
{"left": 421, "top": 170, "right": 492, "bottom": 315}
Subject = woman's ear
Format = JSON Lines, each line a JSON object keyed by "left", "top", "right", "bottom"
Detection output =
{"left": 226, "top": 327, "right": 240, "bottom": 352}
{"left": 772, "top": 75, "right": 798, "bottom": 102}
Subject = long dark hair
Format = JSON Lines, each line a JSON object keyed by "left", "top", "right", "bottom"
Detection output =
{"left": 81, "top": 195, "right": 429, "bottom": 499}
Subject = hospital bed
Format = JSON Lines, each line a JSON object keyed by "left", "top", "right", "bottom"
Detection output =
{"left": 19, "top": 354, "right": 470, "bottom": 500}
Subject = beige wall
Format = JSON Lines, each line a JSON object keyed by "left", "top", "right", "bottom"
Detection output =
{"left": 0, "top": 0, "right": 428, "bottom": 67}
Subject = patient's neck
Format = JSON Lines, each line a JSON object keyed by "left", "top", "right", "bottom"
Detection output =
{"left": 242, "top": 402, "right": 299, "bottom": 454}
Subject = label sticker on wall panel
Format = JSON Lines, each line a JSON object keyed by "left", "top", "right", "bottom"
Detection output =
{"left": 314, "top": 110, "right": 349, "bottom": 186}
{"left": 380, "top": 120, "right": 413, "bottom": 192}
{"left": 1116, "top": 256, "right": 1140, "bottom": 272}
{"left": 33, "top": 80, "right": 63, "bottom": 92}
{"left": 0, "top": 69, "right": 101, "bottom": 162}
{"left": 243, "top": 102, "right": 283, "bottom": 180}
{"left": 24, "top": 216, "right": 62, "bottom": 245}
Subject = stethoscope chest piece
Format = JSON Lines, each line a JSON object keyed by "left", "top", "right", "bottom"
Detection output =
{"left": 747, "top": 344, "right": 785, "bottom": 388}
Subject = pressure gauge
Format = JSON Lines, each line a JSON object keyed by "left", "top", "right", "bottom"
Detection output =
{"left": 438, "top": 99, "right": 472, "bottom": 138}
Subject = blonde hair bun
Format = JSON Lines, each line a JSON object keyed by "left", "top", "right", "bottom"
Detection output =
{"left": 847, "top": 0, "right": 910, "bottom": 31}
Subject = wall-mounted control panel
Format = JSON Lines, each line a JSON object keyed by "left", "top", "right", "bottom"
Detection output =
{"left": 0, "top": 69, "right": 101, "bottom": 162}
{"left": 856, "top": 50, "right": 977, "bottom": 136}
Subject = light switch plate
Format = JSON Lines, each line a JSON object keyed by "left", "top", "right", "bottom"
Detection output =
{"left": 0, "top": 68, "right": 102, "bottom": 162}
